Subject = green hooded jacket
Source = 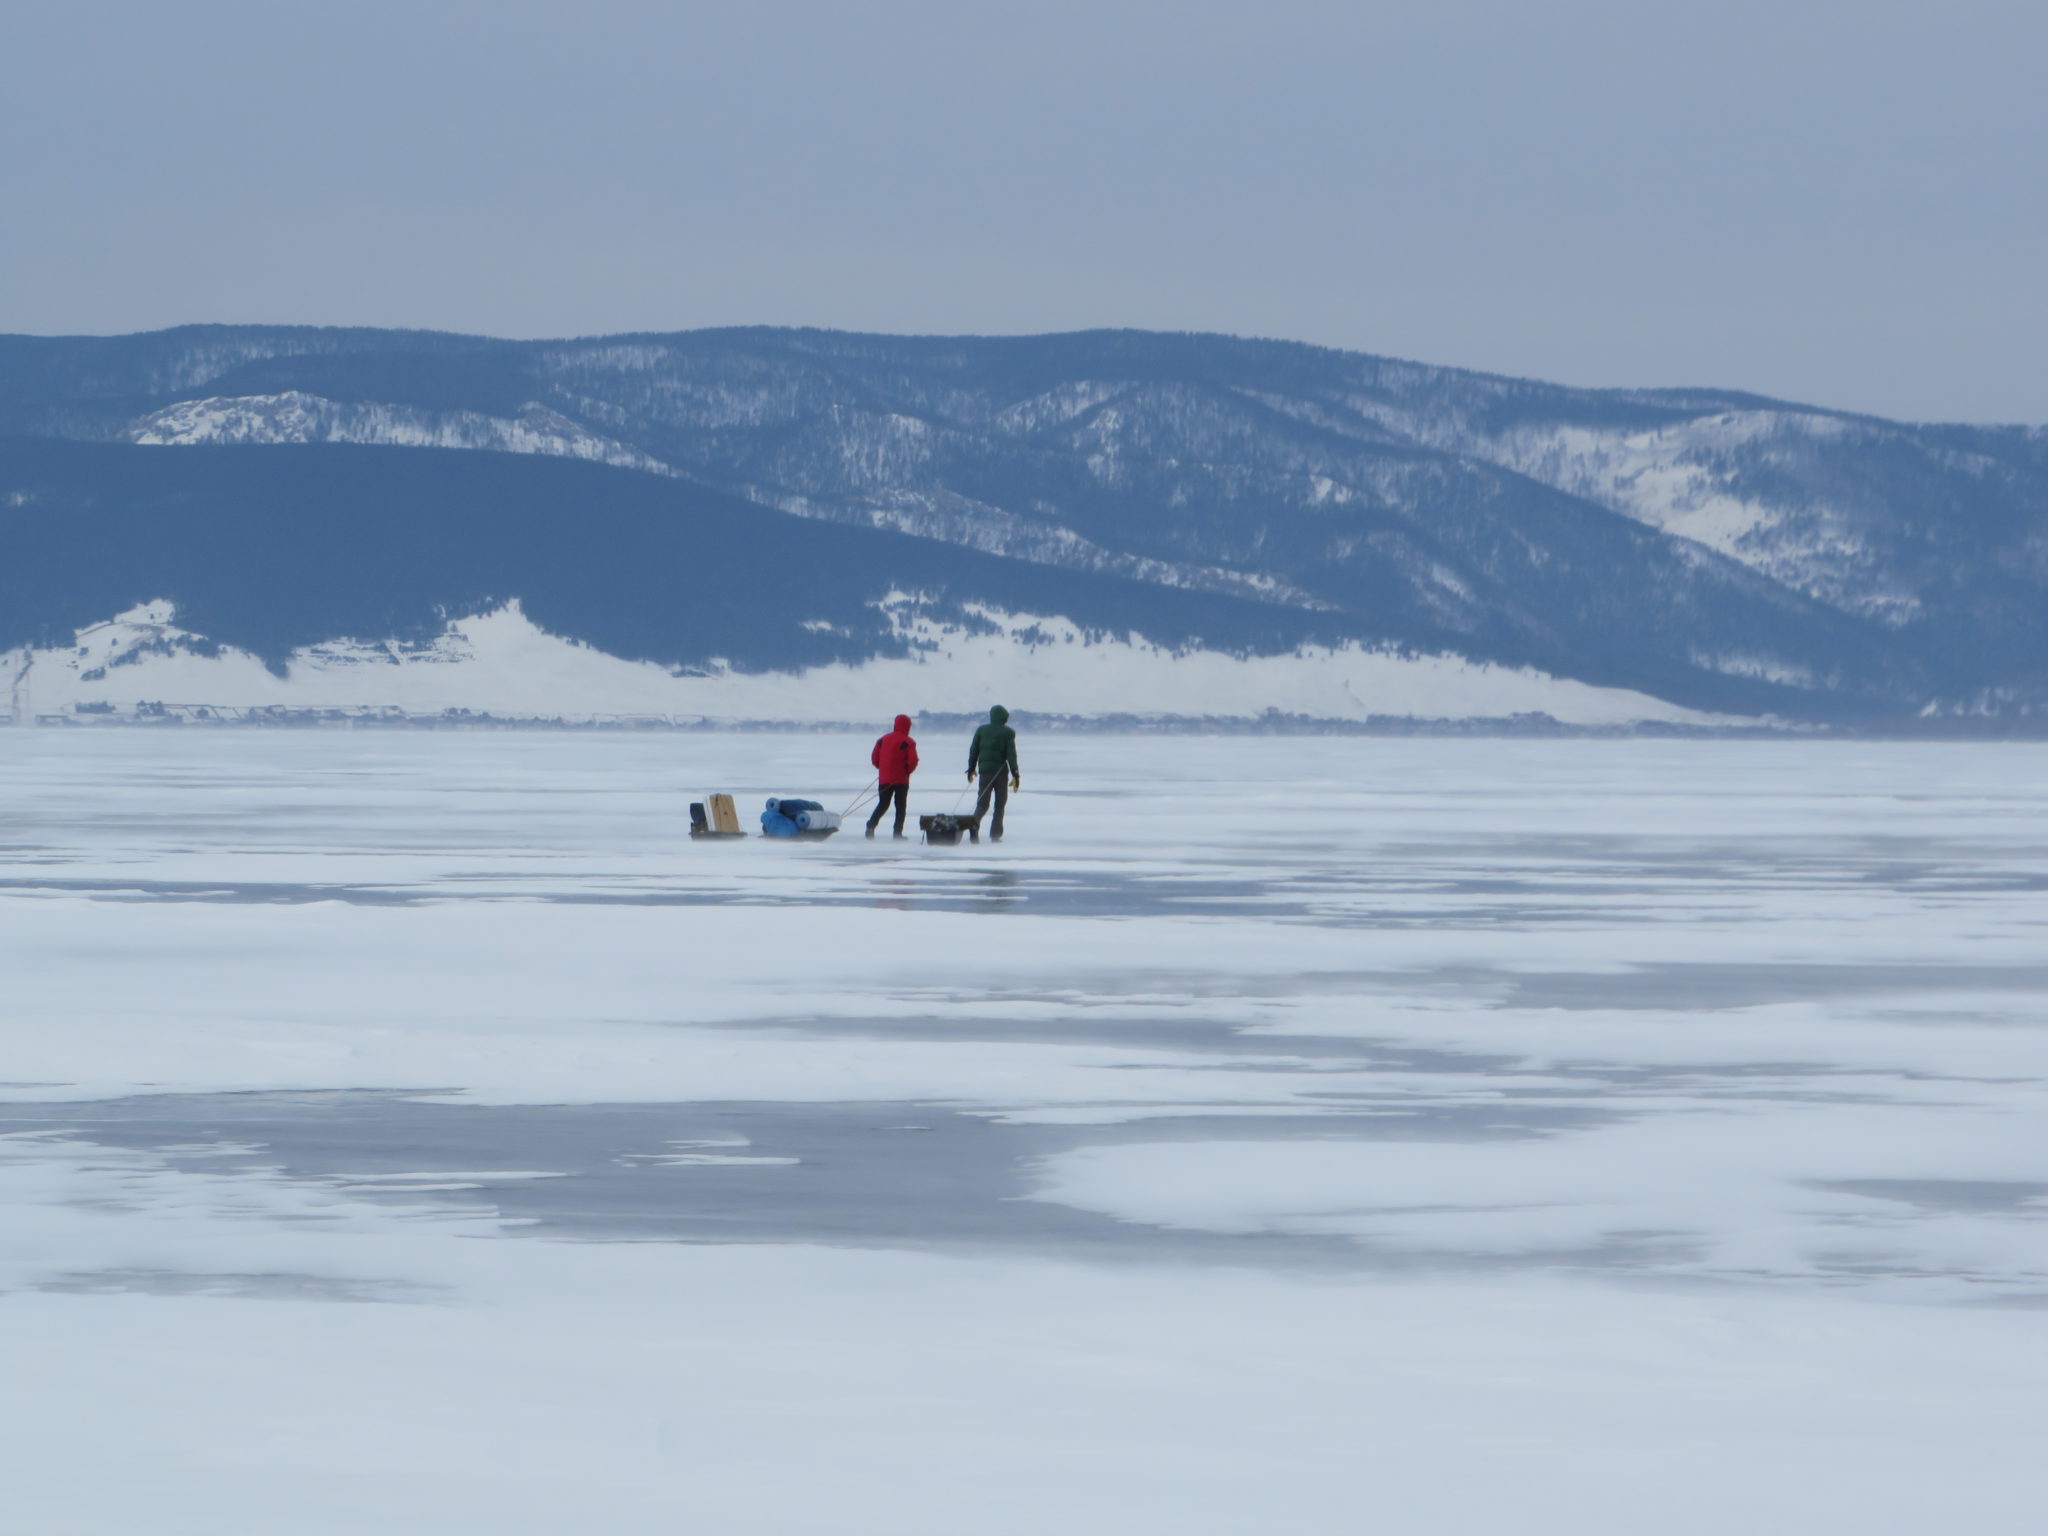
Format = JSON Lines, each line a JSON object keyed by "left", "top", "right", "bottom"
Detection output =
{"left": 967, "top": 705, "right": 1019, "bottom": 776}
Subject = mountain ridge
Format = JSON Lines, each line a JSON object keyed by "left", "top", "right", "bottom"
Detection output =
{"left": 3, "top": 325, "right": 2044, "bottom": 725}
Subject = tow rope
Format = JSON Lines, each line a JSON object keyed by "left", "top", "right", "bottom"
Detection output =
{"left": 839, "top": 776, "right": 879, "bottom": 819}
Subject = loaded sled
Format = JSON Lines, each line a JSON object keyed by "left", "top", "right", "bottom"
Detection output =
{"left": 759, "top": 797, "right": 841, "bottom": 840}
{"left": 688, "top": 795, "right": 746, "bottom": 839}
{"left": 689, "top": 792, "right": 841, "bottom": 840}
{"left": 918, "top": 812, "right": 979, "bottom": 846}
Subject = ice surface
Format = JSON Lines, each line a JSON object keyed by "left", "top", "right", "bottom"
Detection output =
{"left": 3, "top": 729, "right": 2047, "bottom": 1532}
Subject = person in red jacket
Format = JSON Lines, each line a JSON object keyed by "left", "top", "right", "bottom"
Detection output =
{"left": 866, "top": 714, "right": 919, "bottom": 838}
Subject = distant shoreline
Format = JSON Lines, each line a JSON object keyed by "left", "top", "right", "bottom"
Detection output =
{"left": 9, "top": 711, "right": 2044, "bottom": 741}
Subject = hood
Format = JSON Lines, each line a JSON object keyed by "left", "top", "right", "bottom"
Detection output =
{"left": 988, "top": 705, "right": 1009, "bottom": 725}
{"left": 892, "top": 714, "right": 912, "bottom": 734}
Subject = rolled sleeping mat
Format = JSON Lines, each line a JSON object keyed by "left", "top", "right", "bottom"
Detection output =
{"left": 794, "top": 809, "right": 841, "bottom": 832}
{"left": 776, "top": 798, "right": 825, "bottom": 814}
{"left": 760, "top": 810, "right": 801, "bottom": 837}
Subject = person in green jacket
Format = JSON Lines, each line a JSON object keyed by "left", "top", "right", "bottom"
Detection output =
{"left": 966, "top": 704, "right": 1021, "bottom": 841}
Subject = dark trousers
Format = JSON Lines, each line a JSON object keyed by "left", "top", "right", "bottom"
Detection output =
{"left": 867, "top": 782, "right": 909, "bottom": 836}
{"left": 973, "top": 770, "right": 1009, "bottom": 839}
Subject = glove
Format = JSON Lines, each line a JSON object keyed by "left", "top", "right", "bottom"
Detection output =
{"left": 966, "top": 769, "right": 976, "bottom": 781}
{"left": 1010, "top": 775, "right": 1021, "bottom": 791}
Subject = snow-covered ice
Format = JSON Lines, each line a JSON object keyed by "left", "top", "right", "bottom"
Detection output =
{"left": 3, "top": 597, "right": 1740, "bottom": 727}
{"left": 3, "top": 729, "right": 2047, "bottom": 1533}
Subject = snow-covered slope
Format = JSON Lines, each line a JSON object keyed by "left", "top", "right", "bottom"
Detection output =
{"left": 1452, "top": 412, "right": 1922, "bottom": 623}
{"left": 2, "top": 436, "right": 1885, "bottom": 724}
{"left": 124, "top": 391, "right": 673, "bottom": 476}
{"left": 2, "top": 599, "right": 1731, "bottom": 727}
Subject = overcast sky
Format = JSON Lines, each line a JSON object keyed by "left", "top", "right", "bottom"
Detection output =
{"left": 4, "top": 0, "right": 2044, "bottom": 422}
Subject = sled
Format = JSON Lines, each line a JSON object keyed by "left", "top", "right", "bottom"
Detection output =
{"left": 689, "top": 795, "right": 746, "bottom": 839}
{"left": 919, "top": 813, "right": 978, "bottom": 846}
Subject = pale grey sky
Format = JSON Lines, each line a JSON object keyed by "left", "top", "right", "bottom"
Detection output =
{"left": 4, "top": 0, "right": 2044, "bottom": 422}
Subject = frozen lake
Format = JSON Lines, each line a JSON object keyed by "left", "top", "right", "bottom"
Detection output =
{"left": 4, "top": 729, "right": 2047, "bottom": 1533}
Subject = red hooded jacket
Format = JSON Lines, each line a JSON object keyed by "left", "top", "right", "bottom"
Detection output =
{"left": 871, "top": 715, "right": 919, "bottom": 785}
